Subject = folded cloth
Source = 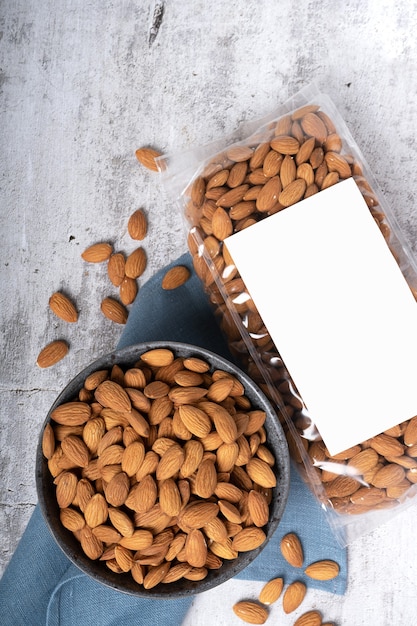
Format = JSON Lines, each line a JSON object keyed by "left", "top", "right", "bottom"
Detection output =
{"left": 0, "top": 253, "right": 347, "bottom": 626}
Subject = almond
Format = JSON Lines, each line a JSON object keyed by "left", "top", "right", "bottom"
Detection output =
{"left": 207, "top": 378, "right": 234, "bottom": 404}
{"left": 79, "top": 525, "right": 104, "bottom": 560}
{"left": 105, "top": 471, "right": 130, "bottom": 506}
{"left": 81, "top": 242, "right": 113, "bottom": 263}
{"left": 76, "top": 478, "right": 95, "bottom": 512}
{"left": 135, "top": 146, "right": 161, "bottom": 172}
{"left": 226, "top": 146, "right": 254, "bottom": 162}
{"left": 209, "top": 538, "right": 239, "bottom": 560}
{"left": 324, "top": 475, "right": 360, "bottom": 498}
{"left": 60, "top": 507, "right": 85, "bottom": 532}
{"left": 347, "top": 448, "right": 379, "bottom": 475}
{"left": 194, "top": 458, "right": 217, "bottom": 498}
{"left": 246, "top": 458, "right": 276, "bottom": 488}
{"left": 369, "top": 433, "right": 405, "bottom": 457}
{"left": 324, "top": 151, "right": 351, "bottom": 178}
{"left": 247, "top": 489, "right": 269, "bottom": 527}
{"left": 255, "top": 176, "right": 282, "bottom": 213}
{"left": 270, "top": 135, "right": 300, "bottom": 155}
{"left": 140, "top": 348, "right": 174, "bottom": 367}
{"left": 185, "top": 528, "right": 207, "bottom": 568}
{"left": 200, "top": 402, "right": 237, "bottom": 444}
{"left": 131, "top": 475, "right": 158, "bottom": 513}
{"left": 190, "top": 176, "right": 205, "bottom": 207}
{"left": 278, "top": 178, "right": 306, "bottom": 207}
{"left": 304, "top": 559, "right": 340, "bottom": 580}
{"left": 291, "top": 104, "right": 321, "bottom": 120}
{"left": 293, "top": 610, "right": 322, "bottom": 626}
{"left": 125, "top": 409, "right": 150, "bottom": 438}
{"left": 61, "top": 435, "right": 90, "bottom": 467}
{"left": 300, "top": 112, "right": 328, "bottom": 143}
{"left": 279, "top": 154, "right": 297, "bottom": 188}
{"left": 55, "top": 471, "right": 78, "bottom": 508}
{"left": 127, "top": 208, "right": 147, "bottom": 240}
{"left": 282, "top": 580, "right": 307, "bottom": 613}
{"left": 156, "top": 443, "right": 185, "bottom": 480}
{"left": 258, "top": 577, "right": 284, "bottom": 605}
{"left": 183, "top": 356, "right": 211, "bottom": 373}
{"left": 227, "top": 161, "right": 248, "bottom": 188}
{"left": 100, "top": 297, "right": 128, "bottom": 324}
{"left": 121, "top": 440, "right": 145, "bottom": 476}
{"left": 371, "top": 463, "right": 405, "bottom": 488}
{"left": 118, "top": 529, "right": 154, "bottom": 550}
{"left": 262, "top": 149, "right": 283, "bottom": 177}
{"left": 206, "top": 168, "right": 229, "bottom": 190}
{"left": 143, "top": 562, "right": 171, "bottom": 589}
{"left": 280, "top": 531, "right": 304, "bottom": 567}
{"left": 211, "top": 206, "right": 233, "bottom": 240}
{"left": 84, "top": 493, "right": 109, "bottom": 527}
{"left": 231, "top": 526, "right": 266, "bottom": 552}
{"left": 107, "top": 252, "right": 126, "bottom": 286}
{"left": 162, "top": 562, "right": 192, "bottom": 583}
{"left": 180, "top": 439, "right": 204, "bottom": 477}
{"left": 108, "top": 507, "right": 134, "bottom": 537}
{"left": 216, "top": 184, "right": 250, "bottom": 208}
{"left": 350, "top": 486, "right": 386, "bottom": 506}
{"left": 42, "top": 423, "right": 56, "bottom": 459}
{"left": 113, "top": 545, "right": 134, "bottom": 572}
{"left": 232, "top": 600, "right": 268, "bottom": 624}
{"left": 216, "top": 442, "right": 239, "bottom": 472}
{"left": 404, "top": 415, "right": 417, "bottom": 446}
{"left": 49, "top": 292, "right": 78, "bottom": 323}
{"left": 159, "top": 478, "right": 182, "bottom": 516}
{"left": 51, "top": 401, "right": 91, "bottom": 426}
{"left": 178, "top": 501, "right": 219, "bottom": 529}
{"left": 95, "top": 380, "right": 131, "bottom": 412}
{"left": 161, "top": 265, "right": 191, "bottom": 290}
{"left": 125, "top": 247, "right": 147, "bottom": 279}
{"left": 119, "top": 277, "right": 138, "bottom": 305}
{"left": 37, "top": 340, "right": 69, "bottom": 368}
{"left": 178, "top": 405, "right": 212, "bottom": 439}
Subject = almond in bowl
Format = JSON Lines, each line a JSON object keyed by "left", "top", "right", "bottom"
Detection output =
{"left": 36, "top": 341, "right": 290, "bottom": 597}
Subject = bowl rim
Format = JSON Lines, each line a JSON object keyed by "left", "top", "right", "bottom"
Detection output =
{"left": 36, "top": 340, "right": 290, "bottom": 598}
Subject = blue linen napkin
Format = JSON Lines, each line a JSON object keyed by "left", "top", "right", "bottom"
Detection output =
{"left": 0, "top": 253, "right": 347, "bottom": 626}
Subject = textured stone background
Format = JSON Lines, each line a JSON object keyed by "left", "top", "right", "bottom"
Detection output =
{"left": 2, "top": 1, "right": 417, "bottom": 623}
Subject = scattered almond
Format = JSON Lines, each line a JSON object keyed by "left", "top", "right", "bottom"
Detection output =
{"left": 258, "top": 577, "right": 284, "bottom": 605}
{"left": 100, "top": 297, "right": 128, "bottom": 324}
{"left": 125, "top": 247, "right": 147, "bottom": 279}
{"left": 135, "top": 146, "right": 162, "bottom": 172}
{"left": 280, "top": 532, "right": 304, "bottom": 568}
{"left": 293, "top": 610, "right": 322, "bottom": 626}
{"left": 37, "top": 340, "right": 69, "bottom": 368}
{"left": 233, "top": 601, "right": 268, "bottom": 624}
{"left": 127, "top": 208, "right": 148, "bottom": 240}
{"left": 81, "top": 242, "right": 113, "bottom": 263}
{"left": 161, "top": 265, "right": 191, "bottom": 290}
{"left": 107, "top": 252, "right": 126, "bottom": 286}
{"left": 304, "top": 559, "right": 340, "bottom": 581}
{"left": 49, "top": 292, "right": 78, "bottom": 323}
{"left": 282, "top": 580, "right": 306, "bottom": 613}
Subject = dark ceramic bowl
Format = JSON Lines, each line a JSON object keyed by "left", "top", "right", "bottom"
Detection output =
{"left": 36, "top": 341, "right": 290, "bottom": 598}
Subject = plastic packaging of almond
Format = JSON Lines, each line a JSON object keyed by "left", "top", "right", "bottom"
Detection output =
{"left": 159, "top": 82, "right": 417, "bottom": 545}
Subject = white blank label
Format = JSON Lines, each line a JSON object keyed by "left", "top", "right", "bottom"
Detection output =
{"left": 225, "top": 178, "right": 417, "bottom": 456}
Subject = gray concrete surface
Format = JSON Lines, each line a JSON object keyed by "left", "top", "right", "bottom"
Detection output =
{"left": 2, "top": 1, "right": 417, "bottom": 623}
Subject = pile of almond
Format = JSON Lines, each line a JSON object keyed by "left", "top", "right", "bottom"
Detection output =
{"left": 182, "top": 103, "right": 417, "bottom": 515}
{"left": 233, "top": 532, "right": 338, "bottom": 625}
{"left": 42, "top": 346, "right": 279, "bottom": 589}
{"left": 36, "top": 172, "right": 190, "bottom": 368}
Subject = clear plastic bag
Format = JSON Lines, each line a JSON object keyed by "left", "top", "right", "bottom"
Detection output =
{"left": 159, "top": 83, "right": 417, "bottom": 544}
